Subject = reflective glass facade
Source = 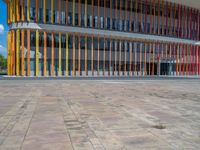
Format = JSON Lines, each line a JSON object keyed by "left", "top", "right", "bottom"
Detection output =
{"left": 5, "top": 0, "right": 200, "bottom": 76}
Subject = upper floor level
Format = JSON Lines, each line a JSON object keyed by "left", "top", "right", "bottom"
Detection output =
{"left": 5, "top": 0, "right": 200, "bottom": 41}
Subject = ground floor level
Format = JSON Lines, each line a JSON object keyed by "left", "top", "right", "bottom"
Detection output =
{"left": 7, "top": 29, "right": 200, "bottom": 76}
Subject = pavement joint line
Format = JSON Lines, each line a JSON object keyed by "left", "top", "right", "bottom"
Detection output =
{"left": 59, "top": 97, "right": 76, "bottom": 150}
{"left": 19, "top": 95, "right": 38, "bottom": 150}
{"left": 0, "top": 99, "right": 32, "bottom": 148}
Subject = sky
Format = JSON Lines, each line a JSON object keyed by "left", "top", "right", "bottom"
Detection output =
{"left": 0, "top": 0, "right": 9, "bottom": 57}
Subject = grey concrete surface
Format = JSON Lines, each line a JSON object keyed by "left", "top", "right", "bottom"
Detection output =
{"left": 0, "top": 80, "right": 200, "bottom": 150}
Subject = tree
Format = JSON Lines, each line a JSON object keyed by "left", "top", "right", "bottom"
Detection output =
{"left": 0, "top": 54, "right": 7, "bottom": 70}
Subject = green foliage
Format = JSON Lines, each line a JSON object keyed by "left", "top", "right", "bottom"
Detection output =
{"left": 0, "top": 54, "right": 7, "bottom": 70}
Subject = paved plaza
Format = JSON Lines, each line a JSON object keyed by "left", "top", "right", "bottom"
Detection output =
{"left": 0, "top": 79, "right": 200, "bottom": 150}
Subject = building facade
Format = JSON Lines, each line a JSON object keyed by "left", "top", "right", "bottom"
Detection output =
{"left": 5, "top": 0, "right": 200, "bottom": 76}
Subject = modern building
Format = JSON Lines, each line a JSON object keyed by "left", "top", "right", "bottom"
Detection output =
{"left": 4, "top": 0, "right": 200, "bottom": 76}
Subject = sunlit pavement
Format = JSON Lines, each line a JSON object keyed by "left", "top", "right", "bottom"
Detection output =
{"left": 0, "top": 80, "right": 200, "bottom": 150}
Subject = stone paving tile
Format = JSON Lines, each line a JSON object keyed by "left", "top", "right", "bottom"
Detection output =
{"left": 22, "top": 142, "right": 73, "bottom": 150}
{"left": 0, "top": 80, "right": 200, "bottom": 150}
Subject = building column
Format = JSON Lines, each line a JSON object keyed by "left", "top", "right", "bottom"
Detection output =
{"left": 157, "top": 43, "right": 161, "bottom": 76}
{"left": 58, "top": 0, "right": 61, "bottom": 24}
{"left": 166, "top": 1, "right": 168, "bottom": 36}
{"left": 165, "top": 43, "right": 168, "bottom": 75}
{"left": 16, "top": 29, "right": 20, "bottom": 76}
{"left": 130, "top": 0, "right": 133, "bottom": 32}
{"left": 182, "top": 44, "right": 185, "bottom": 75}
{"left": 158, "top": 43, "right": 161, "bottom": 75}
{"left": 196, "top": 45, "right": 198, "bottom": 75}
{"left": 27, "top": 30, "right": 30, "bottom": 76}
{"left": 184, "top": 6, "right": 187, "bottom": 38}
{"left": 114, "top": 40, "right": 117, "bottom": 76}
{"left": 27, "top": 0, "right": 30, "bottom": 22}
{"left": 179, "top": 44, "right": 182, "bottom": 75}
{"left": 92, "top": 0, "right": 94, "bottom": 28}
{"left": 124, "top": 42, "right": 127, "bottom": 75}
{"left": 36, "top": 0, "right": 38, "bottom": 22}
{"left": 178, "top": 43, "right": 181, "bottom": 76}
{"left": 73, "top": 34, "right": 76, "bottom": 76}
{"left": 91, "top": 36, "right": 94, "bottom": 76}
{"left": 180, "top": 44, "right": 183, "bottom": 75}
{"left": 152, "top": 42, "right": 155, "bottom": 76}
{"left": 149, "top": 42, "right": 151, "bottom": 75}
{"left": 186, "top": 44, "right": 189, "bottom": 76}
{"left": 158, "top": 0, "right": 160, "bottom": 35}
{"left": 140, "top": 0, "right": 142, "bottom": 33}
{"left": 36, "top": 30, "right": 39, "bottom": 76}
{"left": 192, "top": 45, "right": 195, "bottom": 75}
{"left": 176, "top": 44, "right": 179, "bottom": 76}
{"left": 10, "top": 30, "right": 13, "bottom": 75}
{"left": 85, "top": 0, "right": 87, "bottom": 27}
{"left": 190, "top": 8, "right": 192, "bottom": 39}
{"left": 59, "top": 32, "right": 62, "bottom": 76}
{"left": 184, "top": 44, "right": 187, "bottom": 76}
{"left": 162, "top": 0, "right": 164, "bottom": 35}
{"left": 170, "top": 2, "right": 173, "bottom": 36}
{"left": 21, "top": 30, "right": 25, "bottom": 76}
{"left": 153, "top": 0, "right": 156, "bottom": 34}
{"left": 196, "top": 10, "right": 198, "bottom": 40}
{"left": 66, "top": 0, "right": 68, "bottom": 25}
{"left": 103, "top": 37, "right": 105, "bottom": 76}
{"left": 51, "top": 32, "right": 55, "bottom": 76}
{"left": 140, "top": 42, "right": 142, "bottom": 75}
{"left": 9, "top": 0, "right": 12, "bottom": 23}
{"left": 85, "top": 35, "right": 87, "bottom": 76}
{"left": 150, "top": 0, "right": 152, "bottom": 34}
{"left": 13, "top": 0, "right": 16, "bottom": 22}
{"left": 16, "top": 0, "right": 20, "bottom": 22}
{"left": 173, "top": 3, "right": 177, "bottom": 37}
{"left": 44, "top": 32, "right": 47, "bottom": 76}
{"left": 43, "top": 0, "right": 46, "bottom": 23}
{"left": 178, "top": 4, "right": 180, "bottom": 38}
{"left": 22, "top": 0, "right": 25, "bottom": 22}
{"left": 199, "top": 46, "right": 200, "bottom": 75}
{"left": 119, "top": 40, "right": 121, "bottom": 76}
{"left": 190, "top": 45, "right": 193, "bottom": 75}
{"left": 135, "top": 0, "right": 138, "bottom": 32}
{"left": 144, "top": 42, "right": 147, "bottom": 76}
{"left": 130, "top": 41, "right": 132, "bottom": 76}
{"left": 66, "top": 33, "right": 69, "bottom": 76}
{"left": 97, "top": 37, "right": 100, "bottom": 76}
{"left": 78, "top": 0, "right": 81, "bottom": 26}
{"left": 51, "top": 0, "right": 54, "bottom": 24}
{"left": 145, "top": 0, "right": 147, "bottom": 33}
{"left": 7, "top": 1, "right": 10, "bottom": 24}
{"left": 197, "top": 11, "right": 200, "bottom": 41}
{"left": 134, "top": 41, "right": 137, "bottom": 75}
{"left": 180, "top": 5, "right": 183, "bottom": 38}
{"left": 78, "top": 35, "right": 81, "bottom": 75}
{"left": 12, "top": 30, "right": 15, "bottom": 75}
{"left": 109, "top": 38, "right": 112, "bottom": 76}
{"left": 98, "top": 0, "right": 100, "bottom": 28}
{"left": 125, "top": 0, "right": 128, "bottom": 32}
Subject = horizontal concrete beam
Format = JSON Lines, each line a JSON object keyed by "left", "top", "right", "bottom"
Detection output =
{"left": 10, "top": 22, "right": 198, "bottom": 45}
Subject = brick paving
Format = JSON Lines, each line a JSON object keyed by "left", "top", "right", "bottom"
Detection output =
{"left": 0, "top": 80, "right": 200, "bottom": 150}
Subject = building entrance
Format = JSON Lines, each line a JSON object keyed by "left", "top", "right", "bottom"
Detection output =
{"left": 160, "top": 63, "right": 173, "bottom": 75}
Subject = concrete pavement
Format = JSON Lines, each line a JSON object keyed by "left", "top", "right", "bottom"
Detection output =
{"left": 0, "top": 80, "right": 200, "bottom": 150}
